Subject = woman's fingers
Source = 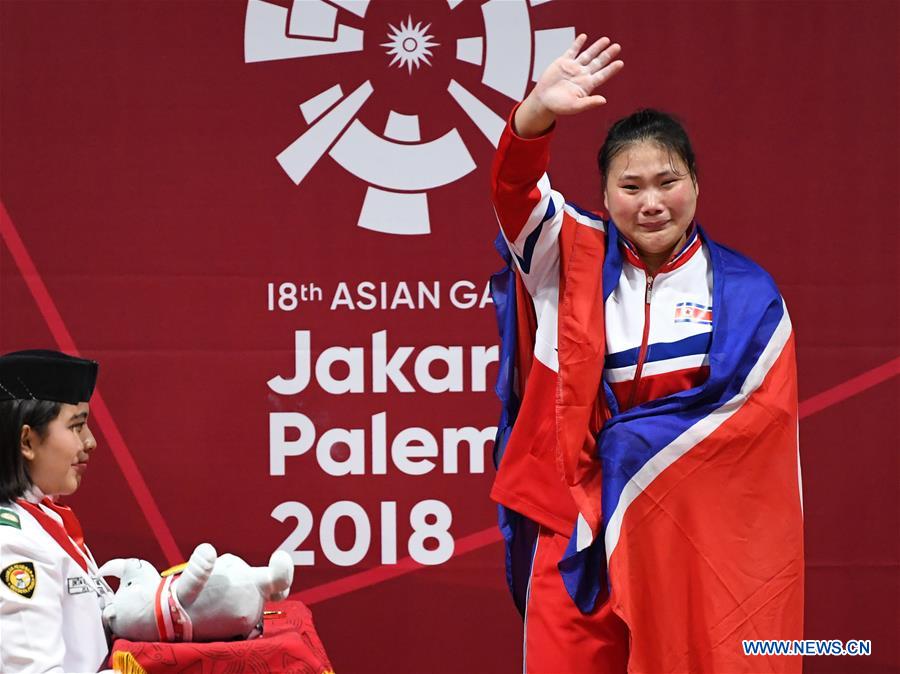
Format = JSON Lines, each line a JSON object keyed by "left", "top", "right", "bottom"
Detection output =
{"left": 576, "top": 36, "right": 611, "bottom": 65}
{"left": 591, "top": 59, "right": 625, "bottom": 87}
{"left": 587, "top": 43, "right": 622, "bottom": 73}
{"left": 564, "top": 33, "right": 588, "bottom": 59}
{"left": 534, "top": 34, "right": 623, "bottom": 114}
{"left": 571, "top": 94, "right": 608, "bottom": 113}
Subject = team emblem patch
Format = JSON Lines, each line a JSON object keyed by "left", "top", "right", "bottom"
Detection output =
{"left": 2, "top": 561, "right": 36, "bottom": 598}
{"left": 674, "top": 301, "right": 712, "bottom": 325}
{"left": 0, "top": 508, "right": 21, "bottom": 529}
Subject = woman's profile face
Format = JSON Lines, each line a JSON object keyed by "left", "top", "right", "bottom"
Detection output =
{"left": 604, "top": 140, "right": 699, "bottom": 267}
{"left": 21, "top": 402, "right": 95, "bottom": 496}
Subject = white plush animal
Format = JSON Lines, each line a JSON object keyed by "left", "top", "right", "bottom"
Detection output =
{"left": 98, "top": 543, "right": 293, "bottom": 642}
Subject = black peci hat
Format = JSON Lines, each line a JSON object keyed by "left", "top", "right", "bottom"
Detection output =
{"left": 0, "top": 350, "right": 98, "bottom": 404}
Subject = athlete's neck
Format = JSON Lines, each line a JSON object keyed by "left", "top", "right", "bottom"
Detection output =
{"left": 638, "top": 231, "right": 687, "bottom": 276}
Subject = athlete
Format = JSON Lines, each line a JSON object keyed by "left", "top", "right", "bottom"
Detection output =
{"left": 490, "top": 35, "right": 803, "bottom": 673}
{"left": 0, "top": 349, "right": 113, "bottom": 672}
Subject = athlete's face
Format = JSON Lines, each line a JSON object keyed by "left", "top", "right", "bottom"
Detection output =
{"left": 604, "top": 140, "right": 698, "bottom": 270}
{"left": 21, "top": 402, "right": 96, "bottom": 496}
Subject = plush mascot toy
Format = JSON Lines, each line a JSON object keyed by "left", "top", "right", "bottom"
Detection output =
{"left": 98, "top": 543, "right": 293, "bottom": 642}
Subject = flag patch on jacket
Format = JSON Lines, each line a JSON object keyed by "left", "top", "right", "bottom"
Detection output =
{"left": 674, "top": 301, "right": 712, "bottom": 325}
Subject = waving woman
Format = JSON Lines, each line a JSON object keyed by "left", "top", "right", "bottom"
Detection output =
{"left": 490, "top": 35, "right": 803, "bottom": 674}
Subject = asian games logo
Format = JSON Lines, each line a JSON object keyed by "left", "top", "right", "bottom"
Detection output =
{"left": 244, "top": 0, "right": 575, "bottom": 235}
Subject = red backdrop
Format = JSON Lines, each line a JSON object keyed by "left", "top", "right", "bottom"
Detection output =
{"left": 1, "top": 1, "right": 897, "bottom": 672}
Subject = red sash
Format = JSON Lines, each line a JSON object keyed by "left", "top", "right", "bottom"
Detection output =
{"left": 17, "top": 498, "right": 90, "bottom": 574}
{"left": 154, "top": 573, "right": 190, "bottom": 642}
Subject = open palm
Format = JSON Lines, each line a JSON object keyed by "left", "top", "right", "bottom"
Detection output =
{"left": 533, "top": 35, "right": 624, "bottom": 115}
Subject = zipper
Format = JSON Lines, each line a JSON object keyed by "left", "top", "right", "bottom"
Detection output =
{"left": 626, "top": 273, "right": 654, "bottom": 410}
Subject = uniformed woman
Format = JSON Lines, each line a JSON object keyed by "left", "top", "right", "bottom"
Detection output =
{"left": 0, "top": 349, "right": 112, "bottom": 672}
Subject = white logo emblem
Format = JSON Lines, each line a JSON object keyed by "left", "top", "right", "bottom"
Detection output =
{"left": 382, "top": 16, "right": 439, "bottom": 73}
{"left": 244, "top": 0, "right": 575, "bottom": 235}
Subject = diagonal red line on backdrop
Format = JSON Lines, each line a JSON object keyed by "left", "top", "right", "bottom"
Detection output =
{"left": 293, "top": 355, "right": 900, "bottom": 606}
{"left": 798, "top": 356, "right": 899, "bottom": 418}
{"left": 0, "top": 200, "right": 183, "bottom": 565}
{"left": 294, "top": 525, "right": 502, "bottom": 606}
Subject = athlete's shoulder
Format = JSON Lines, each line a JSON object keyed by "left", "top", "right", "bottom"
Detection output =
{"left": 562, "top": 201, "right": 607, "bottom": 231}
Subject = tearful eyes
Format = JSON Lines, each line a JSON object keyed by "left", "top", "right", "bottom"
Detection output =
{"left": 620, "top": 179, "right": 679, "bottom": 192}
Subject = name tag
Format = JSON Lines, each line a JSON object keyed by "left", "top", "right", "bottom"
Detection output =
{"left": 92, "top": 575, "right": 114, "bottom": 597}
{"left": 67, "top": 574, "right": 113, "bottom": 598}
{"left": 67, "top": 576, "right": 92, "bottom": 595}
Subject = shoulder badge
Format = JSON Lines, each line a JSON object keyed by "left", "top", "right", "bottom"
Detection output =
{"left": 0, "top": 508, "right": 21, "bottom": 529}
{"left": 2, "top": 561, "right": 36, "bottom": 598}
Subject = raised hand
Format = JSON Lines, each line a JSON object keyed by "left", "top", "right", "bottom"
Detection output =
{"left": 514, "top": 35, "right": 624, "bottom": 138}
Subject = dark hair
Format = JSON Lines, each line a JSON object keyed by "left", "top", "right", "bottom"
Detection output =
{"left": 597, "top": 109, "right": 697, "bottom": 188}
{"left": 0, "top": 399, "right": 61, "bottom": 502}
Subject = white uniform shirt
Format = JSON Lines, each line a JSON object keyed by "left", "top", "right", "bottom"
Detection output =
{"left": 0, "top": 493, "right": 111, "bottom": 673}
{"left": 603, "top": 229, "right": 713, "bottom": 409}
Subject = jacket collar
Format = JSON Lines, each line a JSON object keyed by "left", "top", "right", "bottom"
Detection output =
{"left": 618, "top": 222, "right": 702, "bottom": 274}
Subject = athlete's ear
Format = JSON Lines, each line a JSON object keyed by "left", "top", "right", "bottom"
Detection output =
{"left": 603, "top": 187, "right": 609, "bottom": 211}
{"left": 20, "top": 425, "right": 36, "bottom": 461}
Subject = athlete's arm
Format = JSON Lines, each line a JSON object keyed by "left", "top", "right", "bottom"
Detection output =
{"left": 490, "top": 35, "right": 623, "bottom": 300}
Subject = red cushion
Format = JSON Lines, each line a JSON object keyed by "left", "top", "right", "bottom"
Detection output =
{"left": 109, "top": 600, "right": 334, "bottom": 673}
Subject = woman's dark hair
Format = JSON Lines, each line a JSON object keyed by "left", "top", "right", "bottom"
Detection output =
{"left": 597, "top": 109, "right": 697, "bottom": 188}
{"left": 0, "top": 399, "right": 60, "bottom": 502}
